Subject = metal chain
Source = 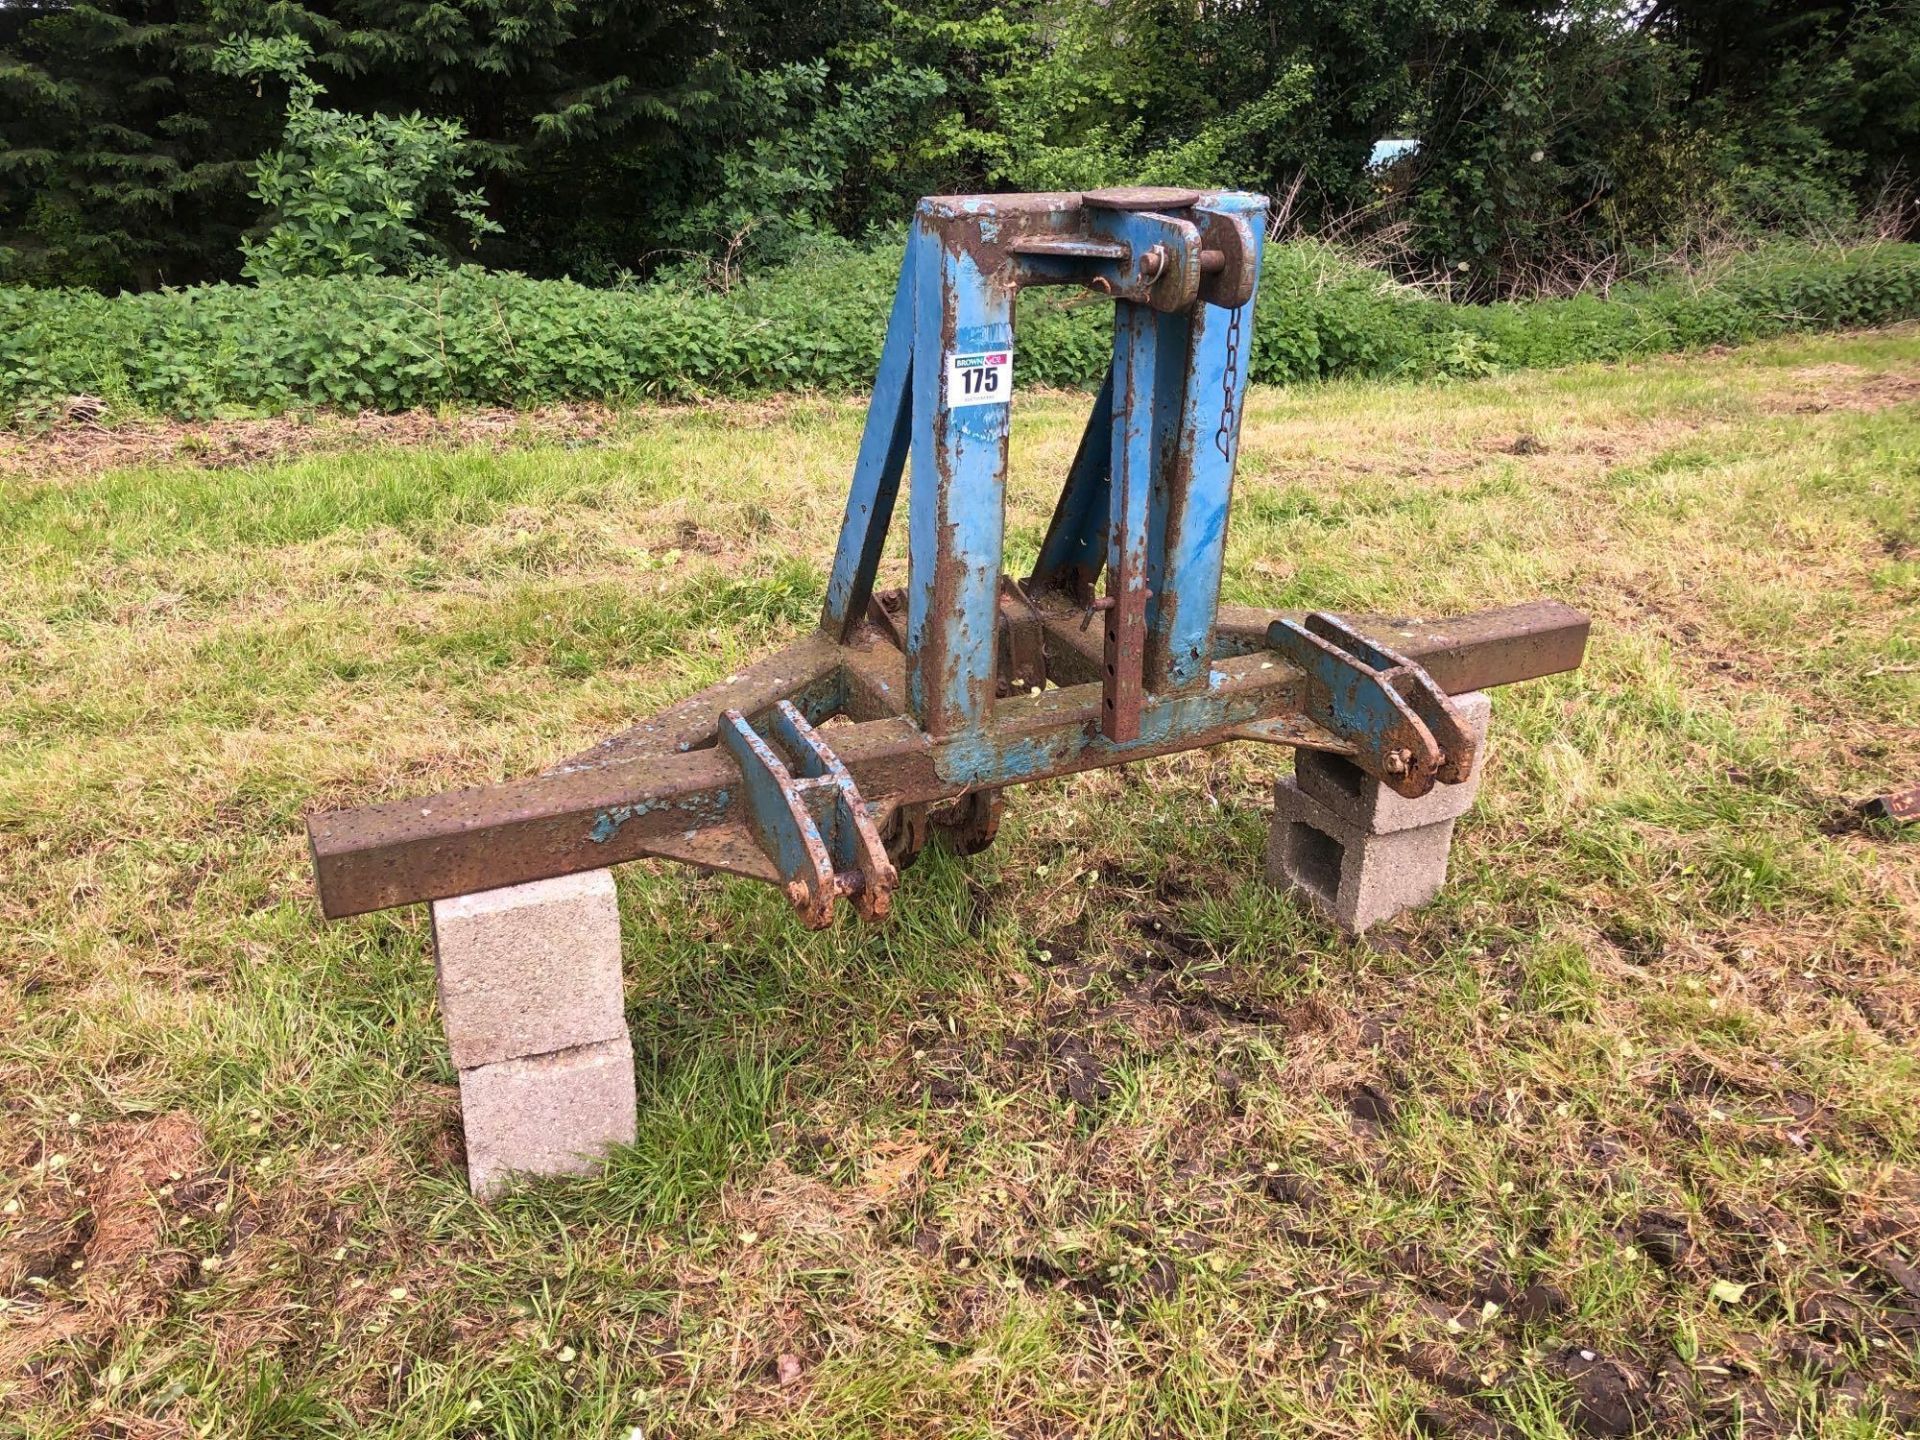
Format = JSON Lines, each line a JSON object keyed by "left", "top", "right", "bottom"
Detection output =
{"left": 1213, "top": 302, "right": 1243, "bottom": 462}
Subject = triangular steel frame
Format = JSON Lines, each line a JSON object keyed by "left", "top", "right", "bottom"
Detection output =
{"left": 307, "top": 191, "right": 1591, "bottom": 925}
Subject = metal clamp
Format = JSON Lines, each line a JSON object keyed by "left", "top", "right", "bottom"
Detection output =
{"left": 719, "top": 701, "right": 898, "bottom": 928}
{"left": 1002, "top": 189, "right": 1259, "bottom": 314}
{"left": 1266, "top": 613, "right": 1477, "bottom": 798}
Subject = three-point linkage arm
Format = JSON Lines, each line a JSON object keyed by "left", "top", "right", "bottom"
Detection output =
{"left": 307, "top": 189, "right": 1590, "bottom": 926}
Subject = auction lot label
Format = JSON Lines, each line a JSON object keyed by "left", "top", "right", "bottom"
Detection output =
{"left": 946, "top": 349, "right": 1013, "bottom": 408}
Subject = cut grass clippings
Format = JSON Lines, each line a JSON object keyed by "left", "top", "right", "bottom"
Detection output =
{"left": 1, "top": 327, "right": 1917, "bottom": 1437}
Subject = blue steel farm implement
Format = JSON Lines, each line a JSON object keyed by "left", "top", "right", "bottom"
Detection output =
{"left": 308, "top": 189, "right": 1589, "bottom": 926}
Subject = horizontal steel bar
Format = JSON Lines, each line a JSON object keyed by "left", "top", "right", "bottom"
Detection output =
{"left": 1216, "top": 599, "right": 1590, "bottom": 695}
{"left": 308, "top": 601, "right": 1587, "bottom": 918}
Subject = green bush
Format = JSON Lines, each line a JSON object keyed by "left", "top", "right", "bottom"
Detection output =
{"left": 4, "top": 240, "right": 1917, "bottom": 419}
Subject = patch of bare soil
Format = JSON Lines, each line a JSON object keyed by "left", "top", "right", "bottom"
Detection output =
{"left": 7, "top": 348, "right": 1911, "bottom": 486}
{"left": 0, "top": 402, "right": 627, "bottom": 481}
{"left": 1769, "top": 365, "right": 1920, "bottom": 415}
{"left": 1, "top": 1112, "right": 209, "bottom": 1397}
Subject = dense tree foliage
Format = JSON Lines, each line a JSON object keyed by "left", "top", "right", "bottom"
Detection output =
{"left": 2, "top": 0, "right": 1915, "bottom": 293}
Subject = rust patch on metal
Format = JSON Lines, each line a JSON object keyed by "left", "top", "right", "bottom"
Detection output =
{"left": 1082, "top": 187, "right": 1202, "bottom": 211}
{"left": 1194, "top": 209, "right": 1258, "bottom": 309}
{"left": 996, "top": 577, "right": 1049, "bottom": 696}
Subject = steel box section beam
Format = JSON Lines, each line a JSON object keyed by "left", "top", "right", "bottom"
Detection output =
{"left": 822, "top": 242, "right": 917, "bottom": 642}
{"left": 313, "top": 653, "right": 1317, "bottom": 920}
{"left": 1213, "top": 601, "right": 1591, "bottom": 695}
{"left": 308, "top": 601, "right": 1589, "bottom": 918}
{"left": 557, "top": 633, "right": 846, "bottom": 769}
{"left": 1146, "top": 193, "right": 1266, "bottom": 694}
{"left": 907, "top": 199, "right": 1016, "bottom": 737}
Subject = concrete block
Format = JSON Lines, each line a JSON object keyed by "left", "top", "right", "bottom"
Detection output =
{"left": 1293, "top": 690, "right": 1493, "bottom": 834}
{"left": 458, "top": 1036, "right": 637, "bottom": 1197}
{"left": 1266, "top": 778, "right": 1455, "bottom": 934}
{"left": 431, "top": 870, "right": 625, "bottom": 1069}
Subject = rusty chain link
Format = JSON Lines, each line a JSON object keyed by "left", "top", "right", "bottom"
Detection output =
{"left": 1213, "top": 301, "right": 1243, "bottom": 462}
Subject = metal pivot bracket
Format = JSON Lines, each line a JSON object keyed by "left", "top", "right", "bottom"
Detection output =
{"left": 719, "top": 700, "right": 898, "bottom": 928}
{"left": 1266, "top": 612, "right": 1478, "bottom": 798}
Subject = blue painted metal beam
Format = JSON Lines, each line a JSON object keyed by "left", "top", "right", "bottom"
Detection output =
{"left": 1028, "top": 366, "right": 1114, "bottom": 597}
{"left": 765, "top": 700, "right": 898, "bottom": 920}
{"left": 906, "top": 198, "right": 1015, "bottom": 737}
{"left": 1041, "top": 200, "right": 1206, "bottom": 736}
{"left": 822, "top": 242, "right": 918, "bottom": 641}
{"left": 718, "top": 708, "right": 837, "bottom": 924}
{"left": 1145, "top": 193, "right": 1268, "bottom": 693}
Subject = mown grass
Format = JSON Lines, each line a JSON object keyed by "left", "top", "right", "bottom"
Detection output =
{"left": 1, "top": 330, "right": 1917, "bottom": 1438}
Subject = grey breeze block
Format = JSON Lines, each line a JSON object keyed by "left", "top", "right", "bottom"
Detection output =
{"left": 431, "top": 869, "right": 627, "bottom": 1069}
{"left": 1267, "top": 777, "right": 1456, "bottom": 933}
{"left": 457, "top": 1037, "right": 639, "bottom": 1198}
{"left": 1293, "top": 689, "right": 1493, "bottom": 834}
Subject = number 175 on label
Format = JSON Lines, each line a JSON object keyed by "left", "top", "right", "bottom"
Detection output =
{"left": 945, "top": 350, "right": 1013, "bottom": 408}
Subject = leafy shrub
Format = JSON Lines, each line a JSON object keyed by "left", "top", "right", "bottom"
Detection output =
{"left": 212, "top": 36, "right": 500, "bottom": 282}
{"left": 3, "top": 241, "right": 1917, "bottom": 418}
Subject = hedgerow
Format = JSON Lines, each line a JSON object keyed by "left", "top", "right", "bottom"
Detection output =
{"left": 4, "top": 241, "right": 1917, "bottom": 418}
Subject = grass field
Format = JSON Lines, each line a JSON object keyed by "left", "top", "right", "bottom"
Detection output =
{"left": 2, "top": 329, "right": 1917, "bottom": 1438}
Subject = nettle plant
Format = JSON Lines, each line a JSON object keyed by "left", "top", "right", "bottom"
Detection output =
{"left": 214, "top": 35, "right": 501, "bottom": 280}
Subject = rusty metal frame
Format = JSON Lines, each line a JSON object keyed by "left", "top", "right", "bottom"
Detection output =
{"left": 307, "top": 188, "right": 1592, "bottom": 926}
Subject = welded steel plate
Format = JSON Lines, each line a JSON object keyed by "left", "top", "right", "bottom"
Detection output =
{"left": 1082, "top": 187, "right": 1202, "bottom": 211}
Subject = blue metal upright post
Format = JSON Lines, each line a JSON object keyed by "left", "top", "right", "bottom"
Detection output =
{"left": 906, "top": 199, "right": 1016, "bottom": 737}
{"left": 1028, "top": 369, "right": 1114, "bottom": 597}
{"left": 1145, "top": 193, "right": 1267, "bottom": 693}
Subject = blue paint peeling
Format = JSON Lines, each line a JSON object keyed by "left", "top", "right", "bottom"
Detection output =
{"left": 935, "top": 687, "right": 1271, "bottom": 787}
{"left": 908, "top": 219, "right": 1014, "bottom": 736}
{"left": 588, "top": 788, "right": 730, "bottom": 844}
{"left": 589, "top": 803, "right": 645, "bottom": 844}
{"left": 1149, "top": 193, "right": 1265, "bottom": 691}
{"left": 822, "top": 243, "right": 917, "bottom": 636}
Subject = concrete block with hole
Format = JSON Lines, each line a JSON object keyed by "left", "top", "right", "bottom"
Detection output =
{"left": 431, "top": 870, "right": 627, "bottom": 1069}
{"left": 1293, "top": 690, "right": 1493, "bottom": 834}
{"left": 456, "top": 1037, "right": 638, "bottom": 1198}
{"left": 429, "top": 869, "right": 634, "bottom": 1197}
{"left": 1266, "top": 778, "right": 1456, "bottom": 933}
